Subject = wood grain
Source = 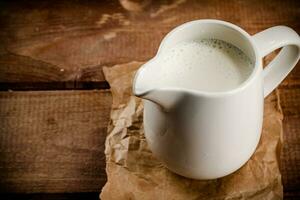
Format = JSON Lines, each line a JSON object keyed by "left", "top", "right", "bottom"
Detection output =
{"left": 280, "top": 88, "right": 300, "bottom": 193}
{"left": 1, "top": 0, "right": 300, "bottom": 89}
{"left": 0, "top": 90, "right": 112, "bottom": 193}
{"left": 1, "top": 192, "right": 100, "bottom": 200}
{"left": 0, "top": 53, "right": 109, "bottom": 90}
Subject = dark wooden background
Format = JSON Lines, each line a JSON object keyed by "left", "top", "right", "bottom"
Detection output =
{"left": 0, "top": 0, "right": 299, "bottom": 199}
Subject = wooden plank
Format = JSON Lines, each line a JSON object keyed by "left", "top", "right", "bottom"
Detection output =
{"left": 0, "top": 90, "right": 112, "bottom": 193}
{"left": 1, "top": 0, "right": 300, "bottom": 90}
{"left": 1, "top": 193, "right": 100, "bottom": 200}
{"left": 279, "top": 88, "right": 300, "bottom": 193}
{"left": 0, "top": 53, "right": 109, "bottom": 91}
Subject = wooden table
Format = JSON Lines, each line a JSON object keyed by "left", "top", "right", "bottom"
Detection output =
{"left": 0, "top": 0, "right": 299, "bottom": 199}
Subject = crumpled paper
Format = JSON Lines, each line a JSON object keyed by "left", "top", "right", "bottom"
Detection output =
{"left": 100, "top": 61, "right": 283, "bottom": 200}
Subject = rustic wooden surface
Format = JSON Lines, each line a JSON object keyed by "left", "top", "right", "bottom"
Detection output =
{"left": 0, "top": 91, "right": 111, "bottom": 193}
{"left": 0, "top": 0, "right": 299, "bottom": 199}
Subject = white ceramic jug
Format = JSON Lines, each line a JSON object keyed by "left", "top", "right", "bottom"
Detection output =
{"left": 133, "top": 20, "right": 300, "bottom": 179}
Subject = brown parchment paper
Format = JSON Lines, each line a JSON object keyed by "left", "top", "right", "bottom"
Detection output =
{"left": 100, "top": 61, "right": 283, "bottom": 200}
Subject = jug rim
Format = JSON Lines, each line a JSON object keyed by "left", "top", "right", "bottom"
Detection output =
{"left": 133, "top": 19, "right": 261, "bottom": 98}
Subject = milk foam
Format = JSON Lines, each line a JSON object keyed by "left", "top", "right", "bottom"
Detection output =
{"left": 156, "top": 39, "right": 254, "bottom": 92}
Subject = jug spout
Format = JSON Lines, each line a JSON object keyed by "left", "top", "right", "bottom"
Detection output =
{"left": 133, "top": 60, "right": 184, "bottom": 111}
{"left": 134, "top": 88, "right": 184, "bottom": 111}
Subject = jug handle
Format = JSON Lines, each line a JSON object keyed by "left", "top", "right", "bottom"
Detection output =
{"left": 252, "top": 26, "right": 300, "bottom": 98}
